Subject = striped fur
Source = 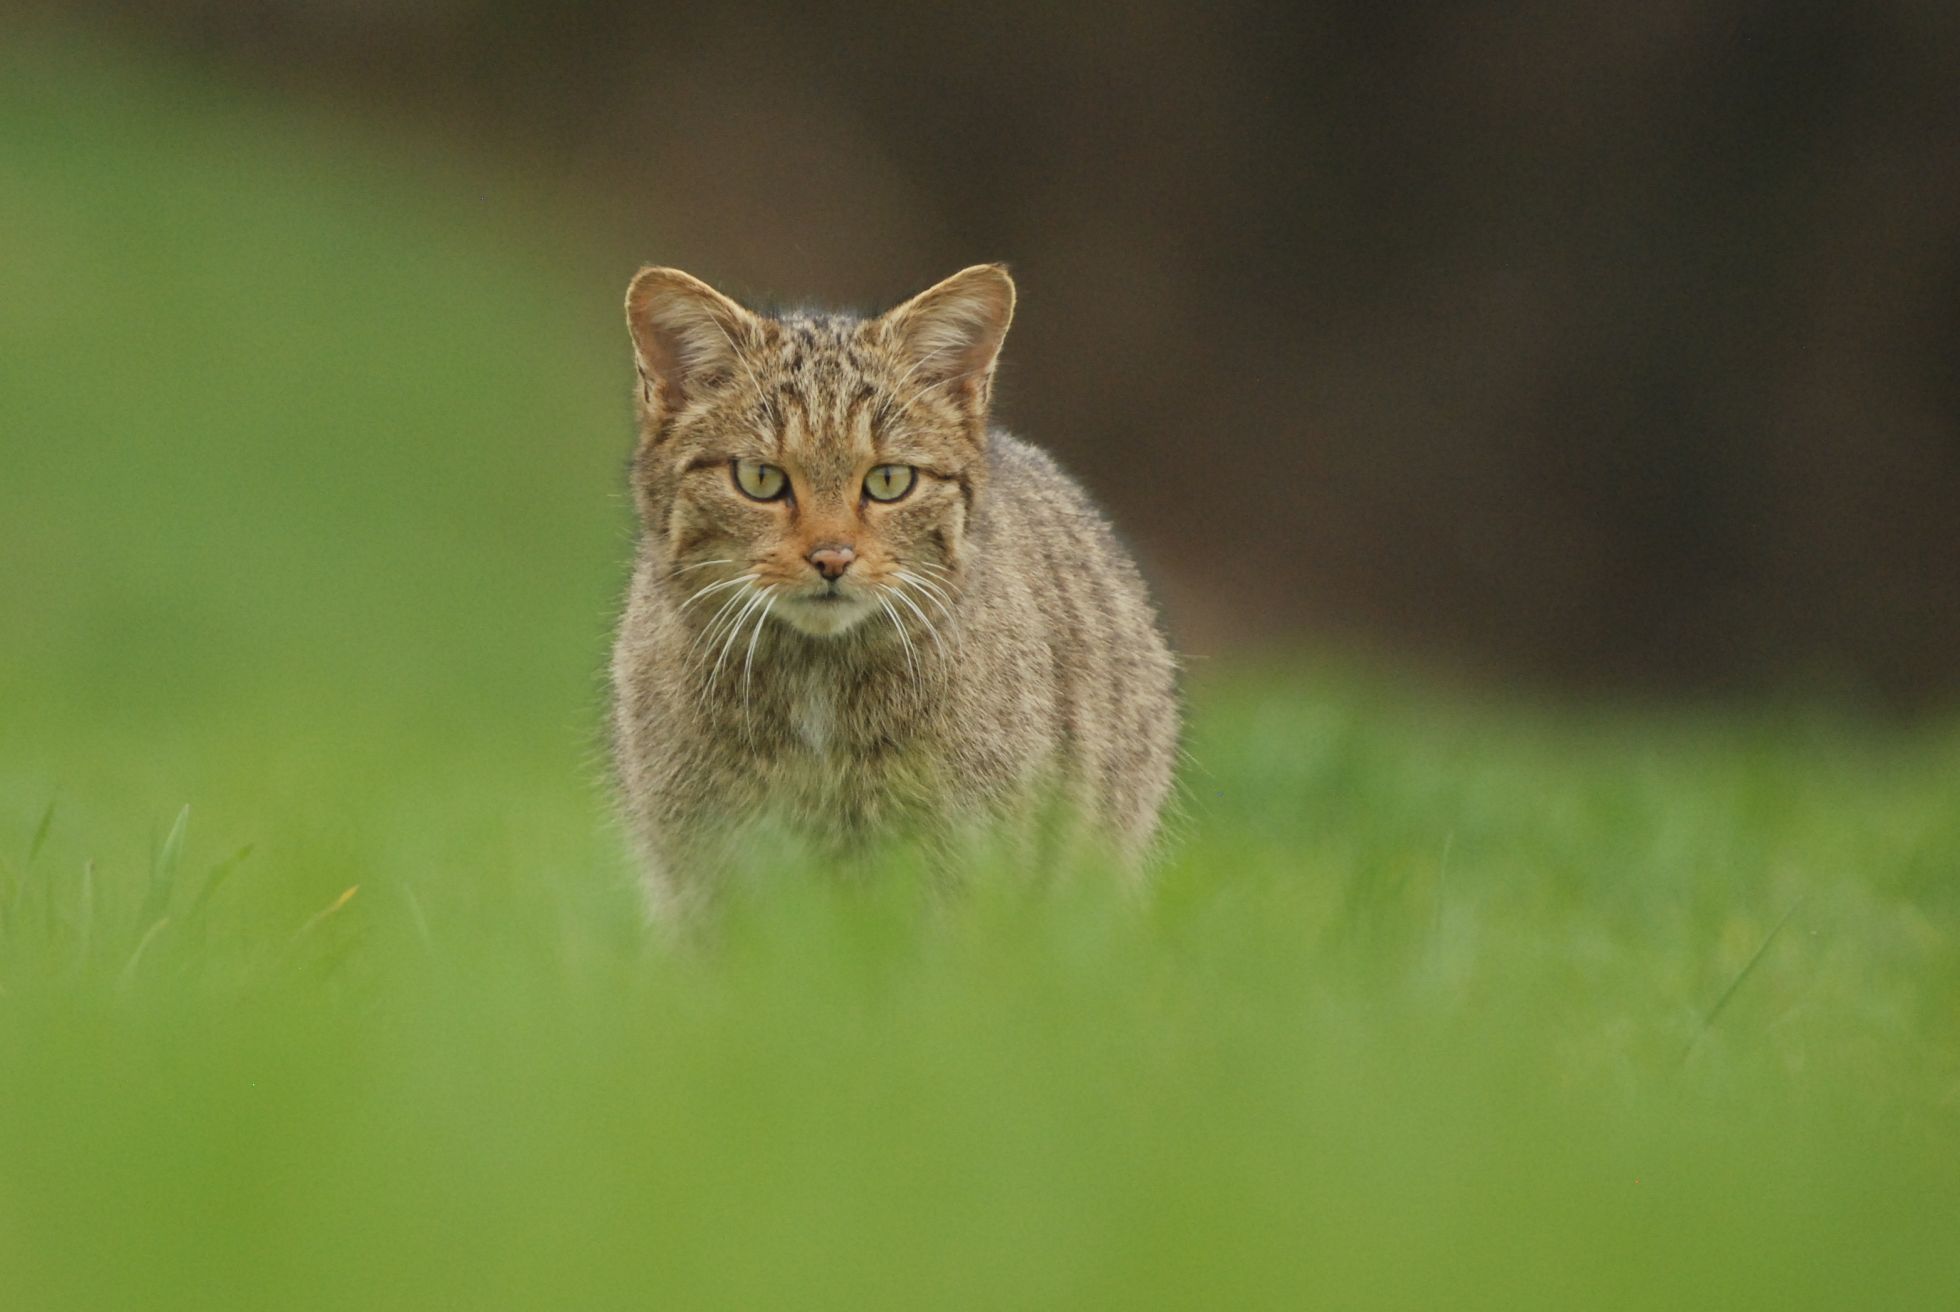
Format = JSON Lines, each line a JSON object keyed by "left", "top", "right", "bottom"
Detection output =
{"left": 611, "top": 265, "right": 1178, "bottom": 917}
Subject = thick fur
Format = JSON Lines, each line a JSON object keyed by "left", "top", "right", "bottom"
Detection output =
{"left": 610, "top": 265, "right": 1178, "bottom": 916}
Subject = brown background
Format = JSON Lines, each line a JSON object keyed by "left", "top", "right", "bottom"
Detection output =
{"left": 51, "top": 0, "right": 1960, "bottom": 704}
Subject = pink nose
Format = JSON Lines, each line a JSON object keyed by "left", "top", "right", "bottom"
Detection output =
{"left": 807, "top": 544, "right": 856, "bottom": 580}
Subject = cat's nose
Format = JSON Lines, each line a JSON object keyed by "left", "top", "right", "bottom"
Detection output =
{"left": 807, "top": 544, "right": 856, "bottom": 580}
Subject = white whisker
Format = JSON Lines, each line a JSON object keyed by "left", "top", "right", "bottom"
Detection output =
{"left": 909, "top": 559, "right": 958, "bottom": 583}
{"left": 886, "top": 584, "right": 948, "bottom": 661}
{"left": 895, "top": 569, "right": 957, "bottom": 625}
{"left": 686, "top": 583, "right": 757, "bottom": 673}
{"left": 875, "top": 593, "right": 918, "bottom": 680}
{"left": 678, "top": 572, "right": 756, "bottom": 614}
{"left": 741, "top": 589, "right": 778, "bottom": 715}
{"left": 708, "top": 587, "right": 771, "bottom": 698}
{"left": 670, "top": 558, "right": 734, "bottom": 576}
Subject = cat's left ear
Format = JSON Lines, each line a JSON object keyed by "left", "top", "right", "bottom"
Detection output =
{"left": 880, "top": 264, "right": 1016, "bottom": 414}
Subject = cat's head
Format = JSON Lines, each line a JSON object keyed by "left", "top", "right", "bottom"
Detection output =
{"left": 623, "top": 264, "right": 1014, "bottom": 638}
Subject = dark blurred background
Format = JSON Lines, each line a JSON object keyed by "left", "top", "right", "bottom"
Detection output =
{"left": 37, "top": 0, "right": 1960, "bottom": 704}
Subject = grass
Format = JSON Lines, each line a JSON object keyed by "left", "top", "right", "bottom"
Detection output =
{"left": 2, "top": 27, "right": 1958, "bottom": 1309}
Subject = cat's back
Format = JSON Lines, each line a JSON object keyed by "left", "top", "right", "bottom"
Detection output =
{"left": 977, "top": 430, "right": 1161, "bottom": 626}
{"left": 958, "top": 430, "right": 1180, "bottom": 859}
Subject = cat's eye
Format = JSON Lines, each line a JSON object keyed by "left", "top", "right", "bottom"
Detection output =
{"left": 863, "top": 464, "right": 916, "bottom": 502}
{"left": 733, "top": 459, "right": 788, "bottom": 501}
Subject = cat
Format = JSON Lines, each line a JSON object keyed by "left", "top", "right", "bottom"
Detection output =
{"left": 609, "top": 264, "right": 1179, "bottom": 917}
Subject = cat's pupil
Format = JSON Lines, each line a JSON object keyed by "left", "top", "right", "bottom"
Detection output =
{"left": 866, "top": 465, "right": 911, "bottom": 501}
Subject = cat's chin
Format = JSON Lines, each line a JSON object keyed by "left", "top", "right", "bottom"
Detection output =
{"left": 776, "top": 594, "right": 877, "bottom": 638}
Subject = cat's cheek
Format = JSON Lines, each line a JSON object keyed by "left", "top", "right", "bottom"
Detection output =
{"left": 665, "top": 487, "right": 760, "bottom": 560}
{"left": 880, "top": 490, "right": 961, "bottom": 552}
{"left": 910, "top": 500, "right": 966, "bottom": 567}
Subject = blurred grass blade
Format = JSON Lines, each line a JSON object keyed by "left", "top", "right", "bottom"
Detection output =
{"left": 292, "top": 885, "right": 361, "bottom": 945}
{"left": 3, "top": 797, "right": 61, "bottom": 933}
{"left": 139, "top": 805, "right": 191, "bottom": 927}
{"left": 118, "top": 916, "right": 172, "bottom": 992}
{"left": 184, "top": 844, "right": 256, "bottom": 926}
{"left": 285, "top": 885, "right": 363, "bottom": 982}
{"left": 75, "top": 860, "right": 95, "bottom": 973}
{"left": 400, "top": 881, "right": 435, "bottom": 954}
{"left": 1684, "top": 898, "right": 1807, "bottom": 1061}
{"left": 27, "top": 797, "right": 56, "bottom": 865}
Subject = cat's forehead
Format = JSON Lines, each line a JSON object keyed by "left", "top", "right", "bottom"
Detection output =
{"left": 755, "top": 314, "right": 882, "bottom": 467}
{"left": 764, "top": 313, "right": 871, "bottom": 382}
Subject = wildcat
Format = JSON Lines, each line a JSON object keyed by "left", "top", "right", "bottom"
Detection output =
{"left": 609, "top": 264, "right": 1178, "bottom": 917}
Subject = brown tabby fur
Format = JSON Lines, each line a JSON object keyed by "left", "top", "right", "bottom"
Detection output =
{"left": 609, "top": 264, "right": 1178, "bottom": 917}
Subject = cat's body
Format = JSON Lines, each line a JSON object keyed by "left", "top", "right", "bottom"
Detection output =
{"left": 609, "top": 266, "right": 1177, "bottom": 916}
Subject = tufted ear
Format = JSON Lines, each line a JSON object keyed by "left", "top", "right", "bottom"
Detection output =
{"left": 623, "top": 267, "right": 761, "bottom": 420}
{"left": 880, "top": 264, "right": 1016, "bottom": 412}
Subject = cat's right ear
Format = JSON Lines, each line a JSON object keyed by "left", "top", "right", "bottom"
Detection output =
{"left": 624, "top": 267, "right": 760, "bottom": 424}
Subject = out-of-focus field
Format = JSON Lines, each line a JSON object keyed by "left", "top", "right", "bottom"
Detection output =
{"left": 2, "top": 31, "right": 1956, "bottom": 1310}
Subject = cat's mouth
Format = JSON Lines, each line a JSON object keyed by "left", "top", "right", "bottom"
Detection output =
{"left": 778, "top": 584, "right": 875, "bottom": 636}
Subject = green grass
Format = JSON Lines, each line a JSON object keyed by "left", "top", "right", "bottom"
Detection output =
{"left": 2, "top": 29, "right": 1958, "bottom": 1309}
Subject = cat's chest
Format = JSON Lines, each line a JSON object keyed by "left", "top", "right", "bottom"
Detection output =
{"left": 792, "top": 684, "right": 837, "bottom": 755}
{"left": 771, "top": 664, "right": 912, "bottom": 759}
{"left": 766, "top": 675, "right": 933, "bottom": 795}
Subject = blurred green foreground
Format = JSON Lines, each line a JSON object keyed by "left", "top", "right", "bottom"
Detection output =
{"left": 2, "top": 31, "right": 1957, "bottom": 1310}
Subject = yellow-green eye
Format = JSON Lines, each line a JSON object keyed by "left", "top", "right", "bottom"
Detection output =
{"left": 864, "top": 464, "right": 916, "bottom": 502}
{"left": 733, "top": 460, "right": 788, "bottom": 501}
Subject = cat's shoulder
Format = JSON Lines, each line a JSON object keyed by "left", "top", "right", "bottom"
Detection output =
{"left": 985, "top": 429, "right": 1098, "bottom": 504}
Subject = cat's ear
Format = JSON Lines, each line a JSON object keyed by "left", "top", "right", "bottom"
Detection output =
{"left": 880, "top": 264, "right": 1016, "bottom": 412}
{"left": 624, "top": 267, "right": 761, "bottom": 419}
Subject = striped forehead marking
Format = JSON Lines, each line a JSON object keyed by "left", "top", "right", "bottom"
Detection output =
{"left": 765, "top": 315, "right": 881, "bottom": 488}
